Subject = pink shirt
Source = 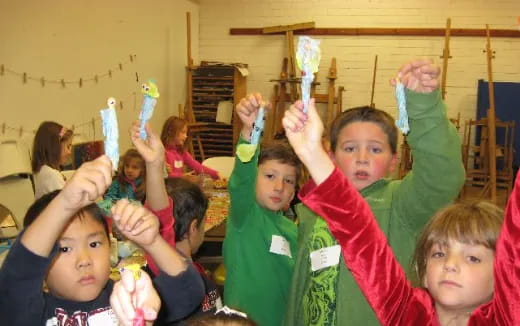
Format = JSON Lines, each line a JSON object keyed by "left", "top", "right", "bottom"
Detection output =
{"left": 165, "top": 146, "right": 219, "bottom": 179}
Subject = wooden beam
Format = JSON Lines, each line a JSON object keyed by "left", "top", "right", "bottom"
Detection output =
{"left": 262, "top": 22, "right": 315, "bottom": 34}
{"left": 230, "top": 27, "right": 520, "bottom": 38}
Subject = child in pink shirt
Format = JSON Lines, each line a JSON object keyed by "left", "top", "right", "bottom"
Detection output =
{"left": 160, "top": 116, "right": 219, "bottom": 179}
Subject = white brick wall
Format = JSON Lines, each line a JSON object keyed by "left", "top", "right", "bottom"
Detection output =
{"left": 199, "top": 0, "right": 520, "bottom": 138}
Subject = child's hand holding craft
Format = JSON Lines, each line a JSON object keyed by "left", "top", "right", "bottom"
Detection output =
{"left": 110, "top": 268, "right": 160, "bottom": 326}
{"left": 390, "top": 59, "right": 440, "bottom": 93}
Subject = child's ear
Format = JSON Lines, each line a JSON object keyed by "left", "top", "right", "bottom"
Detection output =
{"left": 189, "top": 219, "right": 199, "bottom": 234}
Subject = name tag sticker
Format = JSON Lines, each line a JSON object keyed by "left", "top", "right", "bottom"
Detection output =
{"left": 270, "top": 235, "right": 292, "bottom": 258}
{"left": 310, "top": 245, "right": 341, "bottom": 271}
{"left": 174, "top": 160, "right": 184, "bottom": 168}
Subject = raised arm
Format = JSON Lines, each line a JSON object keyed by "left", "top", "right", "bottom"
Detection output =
{"left": 391, "top": 59, "right": 465, "bottom": 232}
{"left": 111, "top": 199, "right": 205, "bottom": 322}
{"left": 130, "top": 121, "right": 169, "bottom": 211}
{"left": 490, "top": 172, "right": 520, "bottom": 324}
{"left": 22, "top": 155, "right": 112, "bottom": 257}
{"left": 228, "top": 93, "right": 269, "bottom": 228}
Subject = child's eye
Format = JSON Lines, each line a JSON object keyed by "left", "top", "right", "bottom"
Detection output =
{"left": 344, "top": 146, "right": 355, "bottom": 153}
{"left": 90, "top": 241, "right": 103, "bottom": 248}
{"left": 431, "top": 251, "right": 445, "bottom": 258}
{"left": 59, "top": 246, "right": 71, "bottom": 253}
{"left": 265, "top": 174, "right": 275, "bottom": 180}
{"left": 370, "top": 147, "right": 382, "bottom": 154}
{"left": 284, "top": 178, "right": 295, "bottom": 185}
{"left": 467, "top": 256, "right": 481, "bottom": 263}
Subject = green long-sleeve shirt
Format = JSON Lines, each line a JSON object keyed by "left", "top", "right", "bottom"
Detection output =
{"left": 223, "top": 138, "right": 298, "bottom": 326}
{"left": 284, "top": 89, "right": 465, "bottom": 326}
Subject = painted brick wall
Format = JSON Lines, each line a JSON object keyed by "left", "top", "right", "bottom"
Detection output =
{"left": 199, "top": 0, "right": 520, "bottom": 138}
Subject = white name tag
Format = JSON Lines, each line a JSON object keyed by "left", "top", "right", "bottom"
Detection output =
{"left": 174, "top": 160, "right": 184, "bottom": 168}
{"left": 310, "top": 245, "right": 341, "bottom": 272}
{"left": 269, "top": 235, "right": 292, "bottom": 258}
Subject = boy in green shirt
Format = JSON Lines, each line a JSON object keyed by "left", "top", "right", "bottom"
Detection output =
{"left": 224, "top": 93, "right": 302, "bottom": 326}
{"left": 284, "top": 59, "right": 465, "bottom": 326}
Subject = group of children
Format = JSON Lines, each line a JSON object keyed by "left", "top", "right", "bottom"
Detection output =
{"left": 0, "top": 57, "right": 518, "bottom": 326}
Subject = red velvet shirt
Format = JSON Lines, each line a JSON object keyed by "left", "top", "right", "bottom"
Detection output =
{"left": 300, "top": 168, "right": 520, "bottom": 325}
{"left": 145, "top": 197, "right": 175, "bottom": 276}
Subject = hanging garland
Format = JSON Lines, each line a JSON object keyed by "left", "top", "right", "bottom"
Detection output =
{"left": 0, "top": 91, "right": 138, "bottom": 139}
{"left": 0, "top": 54, "right": 137, "bottom": 88}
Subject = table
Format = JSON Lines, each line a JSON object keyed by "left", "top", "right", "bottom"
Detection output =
{"left": 204, "top": 188, "right": 229, "bottom": 232}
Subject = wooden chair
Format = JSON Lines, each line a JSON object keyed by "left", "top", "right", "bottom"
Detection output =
{"left": 461, "top": 118, "right": 515, "bottom": 198}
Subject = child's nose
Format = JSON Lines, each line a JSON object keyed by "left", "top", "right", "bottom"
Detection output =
{"left": 356, "top": 149, "right": 369, "bottom": 164}
{"left": 442, "top": 255, "right": 460, "bottom": 272}
{"left": 76, "top": 248, "right": 93, "bottom": 269}
{"left": 274, "top": 178, "right": 284, "bottom": 192}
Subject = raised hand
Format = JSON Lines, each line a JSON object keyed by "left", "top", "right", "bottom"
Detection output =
{"left": 236, "top": 93, "right": 271, "bottom": 140}
{"left": 282, "top": 98, "right": 334, "bottom": 185}
{"left": 282, "top": 98, "right": 323, "bottom": 164}
{"left": 390, "top": 59, "right": 440, "bottom": 94}
{"left": 110, "top": 268, "right": 161, "bottom": 326}
{"left": 60, "top": 155, "right": 112, "bottom": 213}
{"left": 130, "top": 121, "right": 164, "bottom": 165}
{"left": 111, "top": 199, "right": 159, "bottom": 248}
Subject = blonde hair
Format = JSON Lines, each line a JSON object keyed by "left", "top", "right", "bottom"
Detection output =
{"left": 413, "top": 200, "right": 503, "bottom": 284}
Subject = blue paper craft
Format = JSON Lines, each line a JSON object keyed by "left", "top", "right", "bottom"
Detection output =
{"left": 296, "top": 36, "right": 321, "bottom": 113}
{"left": 394, "top": 80, "right": 409, "bottom": 135}
{"left": 250, "top": 107, "right": 265, "bottom": 145}
{"left": 100, "top": 97, "right": 120, "bottom": 170}
{"left": 139, "top": 80, "right": 160, "bottom": 139}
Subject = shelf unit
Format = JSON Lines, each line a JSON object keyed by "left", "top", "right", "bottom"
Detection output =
{"left": 188, "top": 62, "right": 247, "bottom": 161}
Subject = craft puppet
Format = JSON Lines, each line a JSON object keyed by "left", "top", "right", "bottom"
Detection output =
{"left": 100, "top": 97, "right": 120, "bottom": 170}
{"left": 394, "top": 78, "right": 409, "bottom": 134}
{"left": 296, "top": 36, "right": 321, "bottom": 113}
{"left": 139, "top": 80, "right": 160, "bottom": 139}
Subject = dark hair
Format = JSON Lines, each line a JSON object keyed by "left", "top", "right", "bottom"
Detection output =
{"left": 412, "top": 200, "right": 503, "bottom": 285}
{"left": 23, "top": 190, "right": 109, "bottom": 237}
{"left": 161, "top": 116, "right": 188, "bottom": 152}
{"left": 187, "top": 313, "right": 257, "bottom": 326}
{"left": 165, "top": 178, "right": 208, "bottom": 242}
{"left": 32, "top": 121, "right": 74, "bottom": 173}
{"left": 258, "top": 141, "right": 302, "bottom": 184}
{"left": 329, "top": 106, "right": 398, "bottom": 154}
{"left": 115, "top": 149, "right": 146, "bottom": 201}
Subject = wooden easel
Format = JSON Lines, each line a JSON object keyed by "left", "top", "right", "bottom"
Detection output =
{"left": 481, "top": 24, "right": 498, "bottom": 203}
{"left": 263, "top": 22, "right": 316, "bottom": 101}
{"left": 440, "top": 18, "right": 452, "bottom": 100}
{"left": 370, "top": 55, "right": 378, "bottom": 108}
{"left": 266, "top": 57, "right": 344, "bottom": 140}
{"left": 185, "top": 12, "right": 196, "bottom": 123}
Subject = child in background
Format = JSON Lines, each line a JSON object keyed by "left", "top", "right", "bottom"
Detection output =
{"left": 0, "top": 155, "right": 205, "bottom": 325}
{"left": 187, "top": 308, "right": 257, "bottom": 326}
{"left": 160, "top": 116, "right": 219, "bottom": 179}
{"left": 105, "top": 148, "right": 146, "bottom": 202}
{"left": 284, "top": 59, "right": 466, "bottom": 326}
{"left": 32, "top": 121, "right": 73, "bottom": 199}
{"left": 282, "top": 96, "right": 519, "bottom": 325}
{"left": 165, "top": 177, "right": 223, "bottom": 322}
{"left": 223, "top": 93, "right": 301, "bottom": 326}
